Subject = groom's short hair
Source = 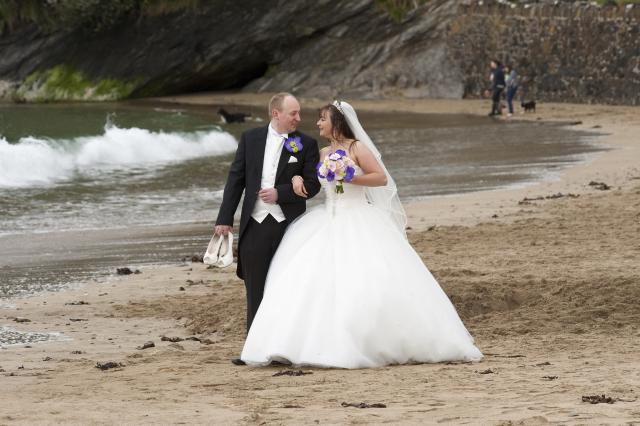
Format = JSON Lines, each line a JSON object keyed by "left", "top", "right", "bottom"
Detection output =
{"left": 269, "top": 92, "right": 294, "bottom": 116}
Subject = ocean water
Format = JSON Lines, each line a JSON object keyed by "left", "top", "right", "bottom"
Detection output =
{"left": 0, "top": 102, "right": 605, "bottom": 303}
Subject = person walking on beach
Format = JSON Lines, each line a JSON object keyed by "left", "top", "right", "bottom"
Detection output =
{"left": 504, "top": 64, "right": 519, "bottom": 117}
{"left": 239, "top": 100, "right": 483, "bottom": 368}
{"left": 488, "top": 59, "right": 505, "bottom": 116}
{"left": 214, "top": 92, "right": 321, "bottom": 365}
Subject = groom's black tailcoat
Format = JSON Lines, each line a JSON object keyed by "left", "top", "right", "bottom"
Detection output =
{"left": 215, "top": 126, "right": 321, "bottom": 330}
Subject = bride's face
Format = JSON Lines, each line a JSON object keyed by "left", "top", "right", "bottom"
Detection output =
{"left": 316, "top": 111, "right": 333, "bottom": 139}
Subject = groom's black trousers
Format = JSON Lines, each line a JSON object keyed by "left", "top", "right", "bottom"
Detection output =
{"left": 239, "top": 215, "right": 287, "bottom": 334}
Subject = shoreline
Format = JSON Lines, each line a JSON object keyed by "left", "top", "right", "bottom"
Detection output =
{"left": 1, "top": 95, "right": 639, "bottom": 424}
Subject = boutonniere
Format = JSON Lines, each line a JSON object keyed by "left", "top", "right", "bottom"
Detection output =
{"left": 284, "top": 136, "right": 303, "bottom": 153}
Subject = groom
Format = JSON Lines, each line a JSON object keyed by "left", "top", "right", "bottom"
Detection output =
{"left": 214, "top": 93, "right": 321, "bottom": 363}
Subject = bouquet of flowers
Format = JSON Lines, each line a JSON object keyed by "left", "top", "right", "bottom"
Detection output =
{"left": 317, "top": 149, "right": 356, "bottom": 194}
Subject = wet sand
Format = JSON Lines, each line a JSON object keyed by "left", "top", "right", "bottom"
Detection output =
{"left": 1, "top": 97, "right": 639, "bottom": 424}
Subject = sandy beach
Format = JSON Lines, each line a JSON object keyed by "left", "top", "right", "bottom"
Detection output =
{"left": 1, "top": 96, "right": 639, "bottom": 425}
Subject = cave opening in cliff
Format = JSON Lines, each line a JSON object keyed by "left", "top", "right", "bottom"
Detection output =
{"left": 183, "top": 61, "right": 269, "bottom": 96}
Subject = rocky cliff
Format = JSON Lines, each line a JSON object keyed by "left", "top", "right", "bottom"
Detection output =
{"left": 0, "top": 0, "right": 638, "bottom": 105}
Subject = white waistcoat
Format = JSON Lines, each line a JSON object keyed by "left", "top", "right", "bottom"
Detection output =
{"left": 251, "top": 124, "right": 286, "bottom": 223}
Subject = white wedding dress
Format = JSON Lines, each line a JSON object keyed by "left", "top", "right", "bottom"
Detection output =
{"left": 241, "top": 168, "right": 483, "bottom": 368}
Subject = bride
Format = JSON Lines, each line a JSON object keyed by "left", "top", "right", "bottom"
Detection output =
{"left": 241, "top": 101, "right": 482, "bottom": 368}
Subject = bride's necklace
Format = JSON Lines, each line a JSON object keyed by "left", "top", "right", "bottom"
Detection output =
{"left": 330, "top": 138, "right": 351, "bottom": 152}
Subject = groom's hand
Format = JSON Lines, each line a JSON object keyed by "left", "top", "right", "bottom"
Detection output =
{"left": 215, "top": 225, "right": 231, "bottom": 236}
{"left": 258, "top": 188, "right": 278, "bottom": 204}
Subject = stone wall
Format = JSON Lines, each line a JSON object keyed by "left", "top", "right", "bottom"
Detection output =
{"left": 448, "top": 1, "right": 640, "bottom": 104}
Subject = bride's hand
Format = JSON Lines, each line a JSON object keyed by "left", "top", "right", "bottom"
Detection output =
{"left": 292, "top": 175, "right": 308, "bottom": 198}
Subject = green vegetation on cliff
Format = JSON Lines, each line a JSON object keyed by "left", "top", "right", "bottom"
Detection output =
{"left": 375, "top": 0, "right": 429, "bottom": 21}
{"left": 15, "top": 65, "right": 136, "bottom": 102}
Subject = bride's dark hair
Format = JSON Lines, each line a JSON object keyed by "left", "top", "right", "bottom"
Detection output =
{"left": 319, "top": 104, "right": 356, "bottom": 142}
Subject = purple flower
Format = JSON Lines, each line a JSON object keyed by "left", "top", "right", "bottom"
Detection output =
{"left": 335, "top": 149, "right": 346, "bottom": 157}
{"left": 284, "top": 136, "right": 303, "bottom": 153}
{"left": 344, "top": 166, "right": 355, "bottom": 182}
{"left": 316, "top": 161, "right": 325, "bottom": 178}
{"left": 326, "top": 170, "right": 335, "bottom": 182}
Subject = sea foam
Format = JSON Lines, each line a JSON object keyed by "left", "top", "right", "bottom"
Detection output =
{"left": 0, "top": 125, "right": 237, "bottom": 188}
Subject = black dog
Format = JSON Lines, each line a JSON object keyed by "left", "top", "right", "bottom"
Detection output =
{"left": 521, "top": 100, "right": 536, "bottom": 113}
{"left": 218, "top": 108, "right": 251, "bottom": 123}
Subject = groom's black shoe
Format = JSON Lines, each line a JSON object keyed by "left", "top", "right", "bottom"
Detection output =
{"left": 231, "top": 358, "right": 246, "bottom": 366}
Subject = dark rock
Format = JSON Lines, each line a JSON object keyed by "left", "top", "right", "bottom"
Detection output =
{"left": 546, "top": 193, "right": 579, "bottom": 200}
{"left": 341, "top": 402, "right": 386, "bottom": 408}
{"left": 518, "top": 193, "right": 579, "bottom": 205}
{"left": 95, "top": 361, "right": 123, "bottom": 370}
{"left": 160, "top": 336, "right": 184, "bottom": 342}
{"left": 485, "top": 353, "right": 525, "bottom": 358}
{"left": 71, "top": 350, "right": 84, "bottom": 354}
{"left": 588, "top": 181, "right": 611, "bottom": 191}
{"left": 179, "top": 286, "right": 185, "bottom": 291}
{"left": 136, "top": 341, "right": 155, "bottom": 350}
{"left": 477, "top": 368, "right": 495, "bottom": 374}
{"left": 116, "top": 267, "right": 141, "bottom": 275}
{"left": 582, "top": 394, "right": 615, "bottom": 404}
{"left": 65, "top": 300, "right": 90, "bottom": 305}
{"left": 542, "top": 375, "right": 558, "bottom": 380}
{"left": 182, "top": 255, "right": 204, "bottom": 263}
{"left": 69, "top": 318, "right": 88, "bottom": 322}
{"left": 42, "top": 356, "right": 53, "bottom": 361}
{"left": 13, "top": 317, "right": 31, "bottom": 323}
{"left": 272, "top": 370, "right": 313, "bottom": 377}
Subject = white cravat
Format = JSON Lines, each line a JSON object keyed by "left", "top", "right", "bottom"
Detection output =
{"left": 251, "top": 124, "right": 286, "bottom": 223}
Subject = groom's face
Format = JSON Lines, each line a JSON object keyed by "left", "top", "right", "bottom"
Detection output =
{"left": 273, "top": 96, "right": 301, "bottom": 134}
